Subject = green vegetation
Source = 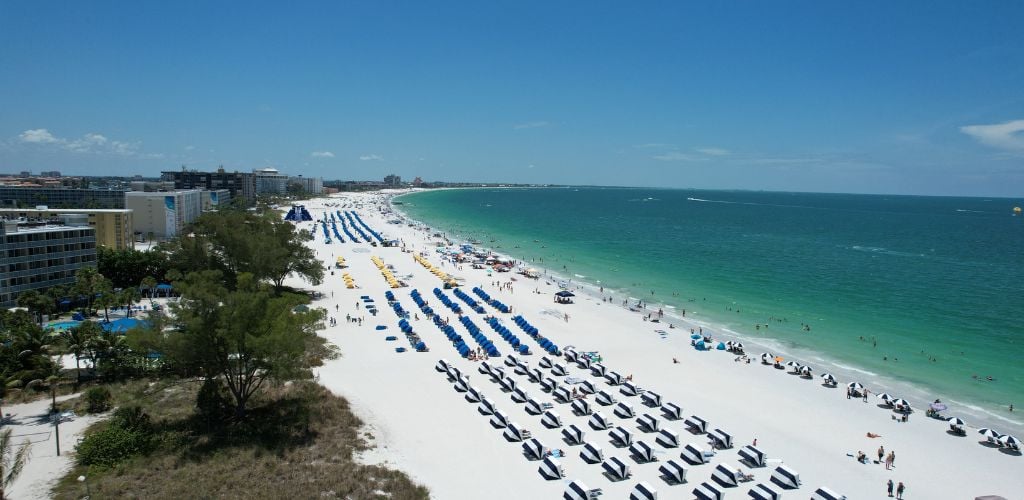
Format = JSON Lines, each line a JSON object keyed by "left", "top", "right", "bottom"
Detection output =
{"left": 1, "top": 428, "right": 32, "bottom": 500}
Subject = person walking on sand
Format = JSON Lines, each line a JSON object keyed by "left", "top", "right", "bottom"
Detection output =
{"left": 877, "top": 446, "right": 885, "bottom": 463}
{"left": 896, "top": 481, "right": 905, "bottom": 499}
{"left": 886, "top": 479, "right": 894, "bottom": 497}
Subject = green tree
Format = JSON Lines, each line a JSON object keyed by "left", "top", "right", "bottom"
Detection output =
{"left": 0, "top": 428, "right": 31, "bottom": 500}
{"left": 72, "top": 267, "right": 104, "bottom": 314}
{"left": 93, "top": 279, "right": 115, "bottom": 322}
{"left": 15, "top": 290, "right": 53, "bottom": 325}
{"left": 61, "top": 322, "right": 100, "bottom": 386}
{"left": 168, "top": 271, "right": 331, "bottom": 418}
{"left": 120, "top": 287, "right": 141, "bottom": 317}
{"left": 140, "top": 275, "right": 157, "bottom": 303}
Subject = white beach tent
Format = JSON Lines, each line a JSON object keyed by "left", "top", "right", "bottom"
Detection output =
{"left": 504, "top": 355, "right": 518, "bottom": 367}
{"left": 563, "top": 480, "right": 602, "bottom": 500}
{"left": 563, "top": 348, "right": 578, "bottom": 362}
{"left": 490, "top": 409, "right": 510, "bottom": 428}
{"left": 621, "top": 381, "right": 642, "bottom": 396}
{"left": 435, "top": 358, "right": 450, "bottom": 373}
{"left": 572, "top": 398, "right": 592, "bottom": 416}
{"left": 614, "top": 401, "right": 636, "bottom": 418}
{"left": 529, "top": 367, "right": 544, "bottom": 383}
{"left": 748, "top": 483, "right": 781, "bottom": 500}
{"left": 658, "top": 459, "right": 688, "bottom": 484}
{"left": 681, "top": 443, "right": 708, "bottom": 465}
{"left": 523, "top": 437, "right": 546, "bottom": 460}
{"left": 478, "top": 396, "right": 496, "bottom": 415}
{"left": 771, "top": 464, "right": 802, "bottom": 489}
{"left": 503, "top": 421, "right": 531, "bottom": 441}
{"left": 541, "top": 410, "right": 562, "bottom": 428}
{"left": 760, "top": 353, "right": 774, "bottom": 364}
{"left": 579, "top": 379, "right": 598, "bottom": 394}
{"left": 596, "top": 390, "right": 617, "bottom": 406}
{"left": 447, "top": 365, "right": 462, "bottom": 380}
{"left": 710, "top": 428, "right": 733, "bottom": 449}
{"left": 642, "top": 391, "right": 662, "bottom": 407}
{"left": 685, "top": 415, "right": 709, "bottom": 434}
{"left": 998, "top": 434, "right": 1020, "bottom": 450}
{"left": 514, "top": 362, "right": 529, "bottom": 375}
{"left": 629, "top": 481, "right": 657, "bottom": 500}
{"left": 800, "top": 365, "right": 813, "bottom": 377}
{"left": 693, "top": 481, "right": 724, "bottom": 500}
{"left": 589, "top": 411, "right": 612, "bottom": 430}
{"left": 538, "top": 456, "right": 565, "bottom": 480}
{"left": 499, "top": 375, "right": 517, "bottom": 392}
{"left": 637, "top": 413, "right": 660, "bottom": 432}
{"left": 947, "top": 416, "right": 966, "bottom": 433}
{"left": 661, "top": 402, "right": 683, "bottom": 420}
{"left": 629, "top": 440, "right": 657, "bottom": 463}
{"left": 590, "top": 363, "right": 607, "bottom": 377}
{"left": 464, "top": 386, "right": 483, "bottom": 403}
{"left": 525, "top": 398, "right": 544, "bottom": 415}
{"left": 541, "top": 377, "right": 559, "bottom": 392}
{"left": 562, "top": 424, "right": 585, "bottom": 445}
{"left": 492, "top": 367, "right": 507, "bottom": 382}
{"left": 478, "top": 361, "right": 493, "bottom": 376}
{"left": 820, "top": 372, "right": 837, "bottom": 386}
{"left": 656, "top": 428, "right": 680, "bottom": 448}
{"left": 580, "top": 441, "right": 604, "bottom": 463}
{"left": 711, "top": 463, "right": 741, "bottom": 487}
{"left": 511, "top": 387, "right": 529, "bottom": 403}
{"left": 554, "top": 386, "right": 573, "bottom": 403}
{"left": 610, "top": 426, "right": 634, "bottom": 447}
{"left": 453, "top": 375, "right": 470, "bottom": 392}
{"left": 811, "top": 486, "right": 846, "bottom": 500}
{"left": 605, "top": 371, "right": 626, "bottom": 385}
{"left": 552, "top": 362, "right": 569, "bottom": 376}
{"left": 739, "top": 444, "right": 766, "bottom": 467}
{"left": 601, "top": 456, "right": 631, "bottom": 481}
{"left": 539, "top": 356, "right": 553, "bottom": 368}
{"left": 577, "top": 356, "right": 591, "bottom": 369}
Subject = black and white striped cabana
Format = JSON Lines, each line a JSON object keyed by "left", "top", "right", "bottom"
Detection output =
{"left": 552, "top": 363, "right": 569, "bottom": 376}
{"left": 447, "top": 365, "right": 462, "bottom": 380}
{"left": 656, "top": 429, "right": 680, "bottom": 448}
{"left": 478, "top": 397, "right": 496, "bottom": 415}
{"left": 454, "top": 375, "right": 470, "bottom": 392}
{"left": 710, "top": 428, "right": 733, "bottom": 449}
{"left": 738, "top": 445, "right": 766, "bottom": 467}
{"left": 435, "top": 358, "right": 450, "bottom": 373}
{"left": 478, "top": 361, "right": 493, "bottom": 376}
{"left": 538, "top": 456, "right": 565, "bottom": 480}
{"left": 580, "top": 441, "right": 604, "bottom": 463}
{"left": 563, "top": 348, "right": 578, "bottom": 363}
{"left": 490, "top": 410, "right": 510, "bottom": 428}
{"left": 605, "top": 371, "right": 626, "bottom": 385}
{"left": 614, "top": 401, "right": 636, "bottom": 418}
{"left": 499, "top": 376, "right": 517, "bottom": 392}
{"left": 514, "top": 362, "right": 529, "bottom": 375}
{"left": 629, "top": 481, "right": 657, "bottom": 500}
{"left": 554, "top": 386, "right": 573, "bottom": 403}
{"left": 658, "top": 459, "right": 688, "bottom": 484}
{"left": 596, "top": 390, "right": 617, "bottom": 406}
{"left": 711, "top": 463, "right": 740, "bottom": 487}
{"left": 542, "top": 410, "right": 562, "bottom": 428}
{"left": 465, "top": 386, "right": 483, "bottom": 403}
{"left": 610, "top": 426, "right": 633, "bottom": 447}
{"left": 512, "top": 387, "right": 529, "bottom": 403}
{"left": 523, "top": 437, "right": 546, "bottom": 460}
{"left": 681, "top": 443, "right": 708, "bottom": 464}
{"left": 572, "top": 398, "right": 592, "bottom": 416}
{"left": 642, "top": 391, "right": 662, "bottom": 407}
{"left": 539, "top": 356, "right": 553, "bottom": 368}
{"left": 541, "top": 377, "right": 559, "bottom": 392}
{"left": 580, "top": 379, "right": 598, "bottom": 394}
{"left": 621, "top": 381, "right": 642, "bottom": 396}
{"left": 492, "top": 367, "right": 507, "bottom": 382}
{"left": 637, "top": 413, "right": 660, "bottom": 432}
{"left": 563, "top": 480, "right": 597, "bottom": 500}
{"left": 577, "top": 356, "right": 591, "bottom": 369}
{"left": 562, "top": 424, "right": 585, "bottom": 445}
{"left": 748, "top": 483, "right": 781, "bottom": 500}
{"left": 529, "top": 367, "right": 544, "bottom": 383}
{"left": 693, "top": 481, "right": 724, "bottom": 500}
{"left": 811, "top": 486, "right": 844, "bottom": 500}
{"left": 661, "top": 402, "right": 682, "bottom": 420}
{"left": 503, "top": 422, "right": 531, "bottom": 441}
{"left": 685, "top": 415, "right": 708, "bottom": 434}
{"left": 771, "top": 464, "right": 801, "bottom": 489}
{"left": 629, "top": 440, "right": 657, "bottom": 463}
{"left": 589, "top": 412, "right": 612, "bottom": 430}
{"left": 525, "top": 398, "right": 544, "bottom": 415}
{"left": 505, "top": 355, "right": 518, "bottom": 367}
{"left": 590, "top": 363, "right": 607, "bottom": 377}
{"left": 601, "top": 456, "right": 631, "bottom": 481}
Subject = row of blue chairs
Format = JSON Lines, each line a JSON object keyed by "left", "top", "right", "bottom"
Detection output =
{"left": 433, "top": 288, "right": 463, "bottom": 315}
{"left": 453, "top": 288, "right": 487, "bottom": 314}
{"left": 410, "top": 290, "right": 475, "bottom": 358}
{"left": 349, "top": 211, "right": 385, "bottom": 243}
{"left": 335, "top": 211, "right": 359, "bottom": 242}
{"left": 459, "top": 315, "right": 500, "bottom": 357}
{"left": 472, "top": 286, "right": 511, "bottom": 313}
{"left": 486, "top": 317, "right": 531, "bottom": 355}
{"left": 512, "top": 315, "right": 560, "bottom": 355}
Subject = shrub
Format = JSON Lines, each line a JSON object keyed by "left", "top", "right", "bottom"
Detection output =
{"left": 84, "top": 387, "right": 112, "bottom": 413}
{"left": 195, "top": 377, "right": 229, "bottom": 426}
{"left": 76, "top": 424, "right": 152, "bottom": 468}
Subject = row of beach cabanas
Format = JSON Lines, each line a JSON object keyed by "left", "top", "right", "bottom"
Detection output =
{"left": 343, "top": 211, "right": 371, "bottom": 242}
{"left": 511, "top": 315, "right": 560, "bottom": 356}
{"left": 452, "top": 287, "right": 487, "bottom": 314}
{"left": 485, "top": 316, "right": 531, "bottom": 355}
{"left": 336, "top": 211, "right": 358, "bottom": 242}
{"left": 348, "top": 211, "right": 385, "bottom": 244}
{"left": 472, "top": 286, "right": 512, "bottom": 313}
{"left": 341, "top": 272, "right": 355, "bottom": 289}
{"left": 413, "top": 253, "right": 459, "bottom": 288}
{"left": 371, "top": 256, "right": 402, "bottom": 288}
{"left": 432, "top": 288, "right": 463, "bottom": 315}
{"left": 458, "top": 315, "right": 500, "bottom": 357}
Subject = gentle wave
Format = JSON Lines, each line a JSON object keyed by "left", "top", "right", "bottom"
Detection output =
{"left": 947, "top": 399, "right": 1023, "bottom": 426}
{"left": 829, "top": 362, "right": 878, "bottom": 377}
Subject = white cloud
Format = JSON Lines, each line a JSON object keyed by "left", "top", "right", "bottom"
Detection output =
{"left": 359, "top": 154, "right": 383, "bottom": 161}
{"left": 653, "top": 151, "right": 703, "bottom": 161}
{"left": 695, "top": 147, "right": 730, "bottom": 156}
{"left": 184, "top": 145, "right": 195, "bottom": 151}
{"left": 19, "top": 129, "right": 60, "bottom": 143}
{"left": 513, "top": 121, "right": 551, "bottom": 130}
{"left": 311, "top": 151, "right": 335, "bottom": 158}
{"left": 960, "top": 119, "right": 1024, "bottom": 151}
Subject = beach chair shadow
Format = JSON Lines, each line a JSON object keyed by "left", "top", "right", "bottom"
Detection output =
{"left": 997, "top": 447, "right": 1021, "bottom": 456}
{"left": 978, "top": 440, "right": 1001, "bottom": 448}
{"left": 945, "top": 430, "right": 966, "bottom": 437}
{"left": 875, "top": 403, "right": 891, "bottom": 409}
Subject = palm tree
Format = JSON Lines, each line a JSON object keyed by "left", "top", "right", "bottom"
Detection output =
{"left": 60, "top": 322, "right": 99, "bottom": 387}
{"left": 0, "top": 428, "right": 31, "bottom": 500}
{"left": 15, "top": 290, "right": 52, "bottom": 326}
{"left": 73, "top": 266, "right": 103, "bottom": 314}
{"left": 94, "top": 279, "right": 114, "bottom": 323}
{"left": 141, "top": 276, "right": 157, "bottom": 304}
{"left": 121, "top": 287, "right": 141, "bottom": 317}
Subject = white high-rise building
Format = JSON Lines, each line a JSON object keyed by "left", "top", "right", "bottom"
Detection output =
{"left": 125, "top": 190, "right": 202, "bottom": 239}
{"left": 253, "top": 168, "right": 288, "bottom": 195}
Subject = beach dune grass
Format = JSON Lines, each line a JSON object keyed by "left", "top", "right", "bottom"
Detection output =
{"left": 52, "top": 378, "right": 429, "bottom": 499}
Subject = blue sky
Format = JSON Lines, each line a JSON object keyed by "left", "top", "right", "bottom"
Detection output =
{"left": 1, "top": 2, "right": 1022, "bottom": 196}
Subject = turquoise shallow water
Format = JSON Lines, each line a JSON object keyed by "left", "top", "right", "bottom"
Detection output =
{"left": 396, "top": 187, "right": 1024, "bottom": 430}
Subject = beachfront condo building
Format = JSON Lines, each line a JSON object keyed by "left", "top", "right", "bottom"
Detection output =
{"left": 288, "top": 175, "right": 324, "bottom": 195}
{"left": 254, "top": 168, "right": 289, "bottom": 195}
{"left": 125, "top": 190, "right": 202, "bottom": 240}
{"left": 201, "top": 189, "right": 231, "bottom": 211}
{"left": 0, "top": 186, "right": 128, "bottom": 209}
{"left": 0, "top": 208, "right": 134, "bottom": 250}
{"left": 0, "top": 219, "right": 97, "bottom": 308}
{"left": 160, "top": 168, "right": 256, "bottom": 206}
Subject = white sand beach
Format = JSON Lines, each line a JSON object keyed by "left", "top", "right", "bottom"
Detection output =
{"left": 293, "top": 191, "right": 1022, "bottom": 499}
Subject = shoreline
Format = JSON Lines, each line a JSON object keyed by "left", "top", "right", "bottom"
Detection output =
{"left": 294, "top": 191, "right": 1023, "bottom": 499}
{"left": 390, "top": 188, "right": 1024, "bottom": 435}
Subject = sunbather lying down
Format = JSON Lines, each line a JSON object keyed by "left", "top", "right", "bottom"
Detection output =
{"left": 866, "top": 432, "right": 882, "bottom": 438}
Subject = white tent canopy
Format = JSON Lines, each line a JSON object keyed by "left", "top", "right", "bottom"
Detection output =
{"left": 642, "top": 391, "right": 663, "bottom": 407}
{"left": 637, "top": 413, "right": 660, "bottom": 432}
{"left": 538, "top": 456, "right": 565, "bottom": 480}
{"left": 685, "top": 415, "right": 709, "bottom": 434}
{"left": 693, "top": 481, "right": 724, "bottom": 500}
{"left": 601, "top": 456, "right": 631, "bottom": 481}
{"left": 661, "top": 402, "right": 682, "bottom": 420}
{"left": 656, "top": 428, "right": 680, "bottom": 448}
{"left": 771, "top": 464, "right": 801, "bottom": 489}
{"left": 580, "top": 441, "right": 604, "bottom": 463}
{"left": 571, "top": 398, "right": 592, "bottom": 416}
{"left": 629, "top": 440, "right": 657, "bottom": 463}
{"left": 610, "top": 426, "right": 633, "bottom": 447}
{"left": 629, "top": 481, "right": 657, "bottom": 500}
{"left": 658, "top": 459, "right": 687, "bottom": 484}
{"left": 562, "top": 424, "right": 585, "bottom": 445}
{"left": 614, "top": 401, "right": 636, "bottom": 418}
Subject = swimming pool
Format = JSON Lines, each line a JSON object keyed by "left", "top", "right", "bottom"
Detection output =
{"left": 46, "top": 320, "right": 81, "bottom": 331}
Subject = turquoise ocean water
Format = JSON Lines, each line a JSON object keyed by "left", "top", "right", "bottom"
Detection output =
{"left": 396, "top": 187, "right": 1024, "bottom": 431}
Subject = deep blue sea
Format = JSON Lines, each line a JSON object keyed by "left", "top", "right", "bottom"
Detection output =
{"left": 396, "top": 187, "right": 1024, "bottom": 431}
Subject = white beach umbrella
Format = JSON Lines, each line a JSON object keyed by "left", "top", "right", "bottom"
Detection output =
{"left": 847, "top": 382, "right": 864, "bottom": 391}
{"left": 978, "top": 428, "right": 1000, "bottom": 439}
{"left": 820, "top": 372, "right": 836, "bottom": 382}
{"left": 998, "top": 435, "right": 1020, "bottom": 447}
{"left": 760, "top": 353, "right": 773, "bottom": 363}
{"left": 800, "top": 365, "right": 813, "bottom": 375}
{"left": 889, "top": 398, "right": 910, "bottom": 408}
{"left": 875, "top": 393, "right": 894, "bottom": 402}
{"left": 947, "top": 417, "right": 965, "bottom": 427}
{"left": 734, "top": 342, "right": 744, "bottom": 350}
